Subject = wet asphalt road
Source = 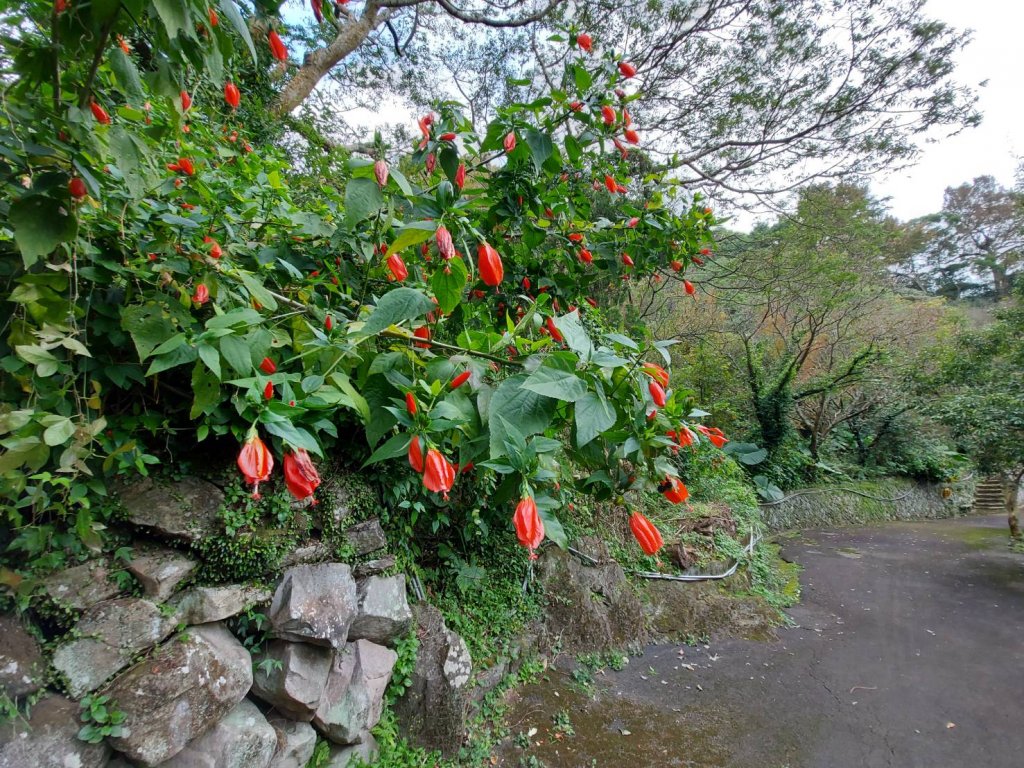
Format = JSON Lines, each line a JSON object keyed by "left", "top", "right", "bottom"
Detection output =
{"left": 499, "top": 515, "right": 1024, "bottom": 768}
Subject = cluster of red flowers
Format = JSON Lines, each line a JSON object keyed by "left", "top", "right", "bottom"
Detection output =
{"left": 237, "top": 432, "right": 321, "bottom": 503}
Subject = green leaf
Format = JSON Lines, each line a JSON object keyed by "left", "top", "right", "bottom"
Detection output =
{"left": 239, "top": 272, "right": 279, "bottom": 311}
{"left": 361, "top": 432, "right": 410, "bottom": 468}
{"left": 573, "top": 65, "right": 592, "bottom": 93}
{"left": 553, "top": 311, "right": 593, "bottom": 360}
{"left": 522, "top": 365, "right": 588, "bottom": 402}
{"left": 10, "top": 195, "right": 77, "bottom": 268}
{"left": 42, "top": 417, "right": 75, "bottom": 447}
{"left": 564, "top": 134, "right": 582, "bottom": 164}
{"left": 539, "top": 508, "right": 568, "bottom": 549}
{"left": 385, "top": 222, "right": 437, "bottom": 257}
{"left": 152, "top": 0, "right": 191, "bottom": 40}
{"left": 146, "top": 344, "right": 196, "bottom": 375}
{"left": 488, "top": 375, "right": 557, "bottom": 458}
{"left": 261, "top": 417, "right": 321, "bottom": 456}
{"left": 430, "top": 257, "right": 468, "bottom": 314}
{"left": 219, "top": 334, "right": 252, "bottom": 375}
{"left": 361, "top": 288, "right": 436, "bottom": 336}
{"left": 345, "top": 177, "right": 385, "bottom": 225}
{"left": 109, "top": 49, "right": 145, "bottom": 103}
{"left": 524, "top": 129, "right": 553, "bottom": 173}
{"left": 218, "top": 0, "right": 257, "bottom": 64}
{"left": 738, "top": 448, "right": 768, "bottom": 465}
{"left": 197, "top": 343, "right": 221, "bottom": 379}
{"left": 575, "top": 388, "right": 616, "bottom": 447}
{"left": 121, "top": 303, "right": 178, "bottom": 361}
{"left": 190, "top": 362, "right": 221, "bottom": 419}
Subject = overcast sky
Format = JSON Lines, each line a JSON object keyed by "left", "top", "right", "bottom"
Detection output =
{"left": 870, "top": 0, "right": 1023, "bottom": 221}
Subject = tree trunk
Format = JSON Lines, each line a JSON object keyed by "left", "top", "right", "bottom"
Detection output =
{"left": 1006, "top": 470, "right": 1023, "bottom": 540}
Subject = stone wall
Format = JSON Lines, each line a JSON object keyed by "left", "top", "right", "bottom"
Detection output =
{"left": 759, "top": 476, "right": 976, "bottom": 532}
{"left": 0, "top": 476, "right": 472, "bottom": 768}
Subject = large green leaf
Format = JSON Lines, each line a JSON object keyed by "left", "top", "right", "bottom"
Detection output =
{"left": 121, "top": 302, "right": 178, "bottom": 361}
{"left": 10, "top": 195, "right": 77, "bottom": 268}
{"left": 361, "top": 288, "right": 436, "bottom": 336}
{"left": 109, "top": 49, "right": 145, "bottom": 103}
{"left": 219, "top": 334, "right": 253, "bottom": 375}
{"left": 152, "top": 0, "right": 191, "bottom": 40}
{"left": 522, "top": 365, "right": 588, "bottom": 402}
{"left": 487, "top": 375, "right": 557, "bottom": 458}
{"left": 524, "top": 128, "right": 553, "bottom": 172}
{"left": 218, "top": 0, "right": 257, "bottom": 64}
{"left": 553, "top": 311, "right": 593, "bottom": 361}
{"left": 344, "top": 177, "right": 385, "bottom": 225}
{"left": 385, "top": 222, "right": 437, "bottom": 257}
{"left": 575, "top": 388, "right": 616, "bottom": 447}
{"left": 190, "top": 362, "right": 221, "bottom": 418}
{"left": 108, "top": 127, "right": 147, "bottom": 199}
{"left": 539, "top": 507, "right": 568, "bottom": 549}
{"left": 430, "top": 257, "right": 468, "bottom": 314}
{"left": 361, "top": 432, "right": 411, "bottom": 468}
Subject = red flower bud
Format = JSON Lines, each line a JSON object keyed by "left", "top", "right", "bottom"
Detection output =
{"left": 423, "top": 448, "right": 455, "bottom": 499}
{"left": 180, "top": 90, "right": 192, "bottom": 111}
{"left": 439, "top": 132, "right": 457, "bottom": 142}
{"left": 545, "top": 317, "right": 564, "bottom": 343}
{"left": 192, "top": 283, "right": 209, "bottom": 305}
{"left": 408, "top": 434, "right": 424, "bottom": 472}
{"left": 224, "top": 82, "right": 240, "bottom": 109}
{"left": 585, "top": 296, "right": 598, "bottom": 308}
{"left": 477, "top": 241, "right": 504, "bottom": 286}
{"left": 627, "top": 217, "right": 639, "bottom": 228}
{"left": 55, "top": 0, "right": 68, "bottom": 13}
{"left": 325, "top": 315, "right": 333, "bottom": 331}
{"left": 618, "top": 61, "right": 637, "bottom": 78}
{"left": 259, "top": 357, "right": 277, "bottom": 375}
{"left": 568, "top": 233, "right": 584, "bottom": 243}
{"left": 268, "top": 30, "right": 288, "bottom": 62}
{"left": 513, "top": 496, "right": 544, "bottom": 558}
{"left": 90, "top": 101, "right": 111, "bottom": 125}
{"left": 425, "top": 153, "right": 436, "bottom": 173}
{"left": 577, "top": 33, "right": 592, "bottom": 52}
{"left": 263, "top": 380, "right": 274, "bottom": 400}
{"left": 450, "top": 370, "right": 471, "bottom": 390}
{"left": 604, "top": 175, "right": 618, "bottom": 194}
{"left": 621, "top": 253, "right": 634, "bottom": 267}
{"left": 68, "top": 177, "right": 87, "bottom": 199}
{"left": 454, "top": 163, "right": 466, "bottom": 190}
{"left": 671, "top": 260, "right": 683, "bottom": 272}
{"left": 641, "top": 363, "right": 670, "bottom": 388}
{"left": 311, "top": 0, "right": 324, "bottom": 23}
{"left": 649, "top": 380, "right": 667, "bottom": 407}
{"left": 374, "top": 159, "right": 389, "bottom": 188}
{"left": 629, "top": 511, "right": 664, "bottom": 555}
{"left": 569, "top": 101, "right": 583, "bottom": 112}
{"left": 696, "top": 424, "right": 728, "bottom": 448}
{"left": 659, "top": 477, "right": 689, "bottom": 505}
{"left": 684, "top": 279, "right": 696, "bottom": 296}
{"left": 387, "top": 253, "right": 408, "bottom": 282}
{"left": 208, "top": 7, "right": 219, "bottom": 26}
{"left": 405, "top": 391, "right": 417, "bottom": 416}
{"left": 435, "top": 226, "right": 455, "bottom": 260}
{"left": 413, "top": 326, "right": 431, "bottom": 348}
{"left": 209, "top": 241, "right": 222, "bottom": 259}
{"left": 624, "top": 128, "right": 640, "bottom": 144}
{"left": 692, "top": 256, "right": 704, "bottom": 266}
{"left": 283, "top": 448, "right": 321, "bottom": 502}
{"left": 504, "top": 132, "right": 516, "bottom": 152}
{"left": 601, "top": 105, "right": 616, "bottom": 125}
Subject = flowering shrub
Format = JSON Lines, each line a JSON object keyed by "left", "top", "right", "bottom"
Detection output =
{"left": 0, "top": 1, "right": 725, "bottom": 565}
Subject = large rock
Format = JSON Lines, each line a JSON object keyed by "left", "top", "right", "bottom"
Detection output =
{"left": 127, "top": 547, "right": 198, "bottom": 601}
{"left": 106, "top": 623, "right": 252, "bottom": 766}
{"left": 348, "top": 575, "right": 412, "bottom": 647}
{"left": 325, "top": 731, "right": 379, "bottom": 767}
{"left": 250, "top": 639, "right": 334, "bottom": 720}
{"left": 280, "top": 542, "right": 331, "bottom": 569}
{"left": 0, "top": 615, "right": 44, "bottom": 699}
{"left": 267, "top": 716, "right": 318, "bottom": 768}
{"left": 0, "top": 694, "right": 110, "bottom": 768}
{"left": 118, "top": 476, "right": 223, "bottom": 544}
{"left": 343, "top": 519, "right": 387, "bottom": 556}
{"left": 534, "top": 535, "right": 645, "bottom": 652}
{"left": 269, "top": 564, "right": 357, "bottom": 649}
{"left": 158, "top": 698, "right": 277, "bottom": 768}
{"left": 53, "top": 597, "right": 178, "bottom": 698}
{"left": 41, "top": 560, "right": 121, "bottom": 612}
{"left": 353, "top": 555, "right": 396, "bottom": 579}
{"left": 173, "top": 584, "right": 273, "bottom": 625}
{"left": 313, "top": 640, "right": 397, "bottom": 745}
{"left": 393, "top": 603, "right": 472, "bottom": 758}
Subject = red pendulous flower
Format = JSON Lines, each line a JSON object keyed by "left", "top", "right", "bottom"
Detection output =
{"left": 660, "top": 476, "right": 689, "bottom": 504}
{"left": 578, "top": 248, "right": 593, "bottom": 265}
{"left": 405, "top": 391, "right": 417, "bottom": 416}
{"left": 408, "top": 434, "right": 424, "bottom": 472}
{"left": 237, "top": 433, "right": 274, "bottom": 498}
{"left": 545, "top": 317, "right": 564, "bottom": 343}
{"left": 268, "top": 30, "right": 288, "bottom": 62}
{"left": 629, "top": 511, "right": 664, "bottom": 555}
{"left": 577, "top": 33, "right": 592, "bottom": 52}
{"left": 684, "top": 279, "right": 696, "bottom": 296}
{"left": 180, "top": 90, "right": 192, "bottom": 111}
{"left": 696, "top": 425, "right": 728, "bottom": 448}
{"left": 68, "top": 177, "right": 87, "bottom": 199}
{"left": 621, "top": 253, "right": 634, "bottom": 267}
{"left": 387, "top": 253, "right": 408, "bottom": 282}
{"left": 601, "top": 105, "right": 616, "bottom": 125}
{"left": 413, "top": 326, "right": 431, "bottom": 348}
{"left": 423, "top": 449, "right": 455, "bottom": 499}
{"left": 259, "top": 357, "right": 277, "bottom": 375}
{"left": 90, "top": 101, "right": 111, "bottom": 125}
{"left": 263, "top": 380, "right": 273, "bottom": 400}
{"left": 618, "top": 61, "right": 637, "bottom": 78}
{"left": 641, "top": 362, "right": 670, "bottom": 388}
{"left": 192, "top": 284, "right": 209, "bottom": 305}
{"left": 450, "top": 370, "right": 471, "bottom": 390}
{"left": 649, "top": 380, "right": 667, "bottom": 407}
{"left": 224, "top": 82, "right": 240, "bottom": 109}
{"left": 567, "top": 233, "right": 584, "bottom": 243}
{"left": 504, "top": 132, "right": 516, "bottom": 152}
{"left": 283, "top": 448, "right": 321, "bottom": 502}
{"left": 513, "top": 495, "right": 544, "bottom": 558}
{"left": 454, "top": 163, "right": 466, "bottom": 190}
{"left": 604, "top": 175, "right": 618, "bottom": 194}
{"left": 624, "top": 128, "right": 640, "bottom": 144}
{"left": 435, "top": 226, "right": 455, "bottom": 260}
{"left": 477, "top": 242, "right": 504, "bottom": 286}
{"left": 374, "top": 159, "right": 389, "bottom": 188}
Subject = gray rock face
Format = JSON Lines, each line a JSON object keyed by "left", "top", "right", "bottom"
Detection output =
{"left": 348, "top": 575, "right": 412, "bottom": 647}
{"left": 325, "top": 731, "right": 379, "bottom": 768}
{"left": 280, "top": 542, "right": 331, "bottom": 569}
{"left": 343, "top": 519, "right": 387, "bottom": 556}
{"left": 0, "top": 615, "right": 44, "bottom": 699}
{"left": 119, "top": 476, "right": 224, "bottom": 544}
{"left": 394, "top": 603, "right": 472, "bottom": 758}
{"left": 312, "top": 640, "right": 397, "bottom": 745}
{"left": 106, "top": 623, "right": 252, "bottom": 767}
{"left": 534, "top": 535, "right": 645, "bottom": 652}
{"left": 267, "top": 716, "right": 318, "bottom": 768}
{"left": 250, "top": 640, "right": 333, "bottom": 720}
{"left": 53, "top": 598, "right": 178, "bottom": 698}
{"left": 353, "top": 555, "right": 396, "bottom": 579}
{"left": 0, "top": 694, "right": 110, "bottom": 768}
{"left": 41, "top": 560, "right": 121, "bottom": 612}
{"left": 127, "top": 547, "right": 197, "bottom": 601}
{"left": 173, "top": 584, "right": 273, "bottom": 625}
{"left": 269, "top": 564, "right": 357, "bottom": 649}
{"left": 158, "top": 698, "right": 277, "bottom": 768}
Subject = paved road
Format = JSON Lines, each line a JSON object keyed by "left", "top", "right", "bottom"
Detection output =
{"left": 498, "top": 515, "right": 1024, "bottom": 767}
